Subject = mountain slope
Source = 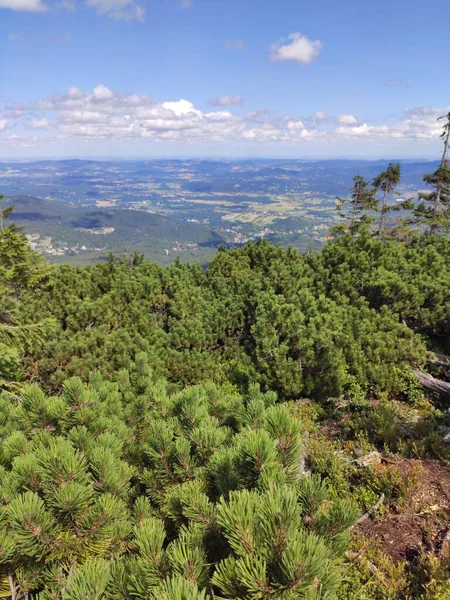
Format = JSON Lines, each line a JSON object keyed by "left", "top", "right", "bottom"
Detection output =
{"left": 7, "top": 195, "right": 225, "bottom": 265}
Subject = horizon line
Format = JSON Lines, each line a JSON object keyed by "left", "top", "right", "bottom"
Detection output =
{"left": 0, "top": 156, "right": 439, "bottom": 162}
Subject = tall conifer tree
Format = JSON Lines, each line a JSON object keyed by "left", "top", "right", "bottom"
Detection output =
{"left": 415, "top": 111, "right": 450, "bottom": 233}
{"left": 373, "top": 162, "right": 401, "bottom": 233}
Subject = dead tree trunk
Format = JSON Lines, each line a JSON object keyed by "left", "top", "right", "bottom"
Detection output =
{"left": 414, "top": 368, "right": 450, "bottom": 396}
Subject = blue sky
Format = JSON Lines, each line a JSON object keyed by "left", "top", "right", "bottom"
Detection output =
{"left": 0, "top": 0, "right": 449, "bottom": 158}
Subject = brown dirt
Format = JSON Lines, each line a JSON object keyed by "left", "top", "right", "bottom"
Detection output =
{"left": 358, "top": 458, "right": 450, "bottom": 563}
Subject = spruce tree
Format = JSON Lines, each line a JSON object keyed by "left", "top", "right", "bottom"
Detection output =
{"left": 336, "top": 175, "right": 378, "bottom": 234}
{"left": 373, "top": 162, "right": 401, "bottom": 233}
{"left": 415, "top": 111, "right": 450, "bottom": 233}
{"left": 0, "top": 195, "right": 13, "bottom": 231}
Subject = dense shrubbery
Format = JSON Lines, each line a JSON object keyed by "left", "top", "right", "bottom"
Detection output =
{"left": 0, "top": 365, "right": 359, "bottom": 598}
{"left": 6, "top": 226, "right": 450, "bottom": 401}
{"left": 1, "top": 192, "right": 450, "bottom": 598}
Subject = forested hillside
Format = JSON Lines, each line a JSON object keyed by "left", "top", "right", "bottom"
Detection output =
{"left": 1, "top": 124, "right": 450, "bottom": 598}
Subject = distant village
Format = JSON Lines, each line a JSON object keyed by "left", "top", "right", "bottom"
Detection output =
{"left": 25, "top": 226, "right": 115, "bottom": 257}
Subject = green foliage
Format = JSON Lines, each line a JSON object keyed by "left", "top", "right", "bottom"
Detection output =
{"left": 415, "top": 112, "right": 450, "bottom": 233}
{"left": 0, "top": 216, "right": 54, "bottom": 388}
{"left": 1, "top": 192, "right": 450, "bottom": 598}
{"left": 0, "top": 374, "right": 358, "bottom": 599}
{"left": 336, "top": 175, "right": 378, "bottom": 233}
{"left": 9, "top": 231, "right": 443, "bottom": 399}
{"left": 372, "top": 162, "right": 401, "bottom": 233}
{"left": 0, "top": 195, "right": 13, "bottom": 231}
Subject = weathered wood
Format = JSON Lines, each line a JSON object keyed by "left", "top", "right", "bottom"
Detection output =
{"left": 414, "top": 369, "right": 450, "bottom": 396}
{"left": 427, "top": 358, "right": 450, "bottom": 369}
{"left": 426, "top": 355, "right": 450, "bottom": 378}
{"left": 354, "top": 493, "right": 385, "bottom": 526}
{"left": 298, "top": 431, "right": 310, "bottom": 476}
{"left": 353, "top": 451, "right": 381, "bottom": 468}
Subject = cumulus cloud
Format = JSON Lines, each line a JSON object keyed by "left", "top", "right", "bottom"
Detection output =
{"left": 0, "top": 0, "right": 47, "bottom": 11}
{"left": 68, "top": 87, "right": 85, "bottom": 98}
{"left": 332, "top": 106, "right": 449, "bottom": 140}
{"left": 3, "top": 86, "right": 246, "bottom": 143}
{"left": 225, "top": 40, "right": 247, "bottom": 50}
{"left": 32, "top": 118, "right": 51, "bottom": 129}
{"left": 208, "top": 96, "right": 243, "bottom": 107}
{"left": 2, "top": 85, "right": 448, "bottom": 151}
{"left": 287, "top": 119, "right": 304, "bottom": 130}
{"left": 337, "top": 114, "right": 358, "bottom": 125}
{"left": 162, "top": 99, "right": 201, "bottom": 116}
{"left": 85, "top": 0, "right": 145, "bottom": 20}
{"left": 270, "top": 33, "right": 322, "bottom": 65}
{"left": 334, "top": 123, "right": 389, "bottom": 137}
{"left": 92, "top": 84, "right": 114, "bottom": 101}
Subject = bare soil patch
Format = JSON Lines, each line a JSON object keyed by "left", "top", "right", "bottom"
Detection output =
{"left": 358, "top": 459, "right": 450, "bottom": 563}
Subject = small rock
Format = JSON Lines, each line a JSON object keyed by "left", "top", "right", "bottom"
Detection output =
{"left": 355, "top": 451, "right": 382, "bottom": 467}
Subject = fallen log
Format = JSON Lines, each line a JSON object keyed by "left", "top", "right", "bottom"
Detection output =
{"left": 427, "top": 358, "right": 450, "bottom": 368}
{"left": 426, "top": 356, "right": 450, "bottom": 378}
{"left": 414, "top": 369, "right": 450, "bottom": 396}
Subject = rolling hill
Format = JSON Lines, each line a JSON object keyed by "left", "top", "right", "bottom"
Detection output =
{"left": 6, "top": 195, "right": 226, "bottom": 265}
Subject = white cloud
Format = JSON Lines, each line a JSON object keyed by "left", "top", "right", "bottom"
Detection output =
{"left": 332, "top": 107, "right": 449, "bottom": 140}
{"left": 225, "top": 40, "right": 247, "bottom": 50}
{"left": 334, "top": 123, "right": 389, "bottom": 137}
{"left": 287, "top": 119, "right": 304, "bottom": 130}
{"left": 6, "top": 107, "right": 24, "bottom": 118}
{"left": 68, "top": 87, "right": 85, "bottom": 98}
{"left": 59, "top": 110, "right": 110, "bottom": 124}
{"left": 162, "top": 99, "right": 201, "bottom": 117}
{"left": 0, "top": 0, "right": 190, "bottom": 19}
{"left": 314, "top": 111, "right": 327, "bottom": 121}
{"left": 92, "top": 84, "right": 114, "bottom": 101}
{"left": 8, "top": 33, "right": 24, "bottom": 42}
{"left": 204, "top": 111, "right": 233, "bottom": 121}
{"left": 32, "top": 118, "right": 51, "bottom": 128}
{"left": 208, "top": 96, "right": 243, "bottom": 107}
{"left": 0, "top": 119, "right": 8, "bottom": 131}
{"left": 270, "top": 33, "right": 322, "bottom": 65}
{"left": 337, "top": 114, "right": 358, "bottom": 125}
{"left": 246, "top": 109, "right": 269, "bottom": 122}
{"left": 134, "top": 3, "right": 144, "bottom": 19}
{"left": 4, "top": 85, "right": 449, "bottom": 151}
{"left": 85, "top": 0, "right": 145, "bottom": 20}
{"left": 391, "top": 106, "right": 447, "bottom": 139}
{"left": 0, "top": 0, "right": 47, "bottom": 11}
